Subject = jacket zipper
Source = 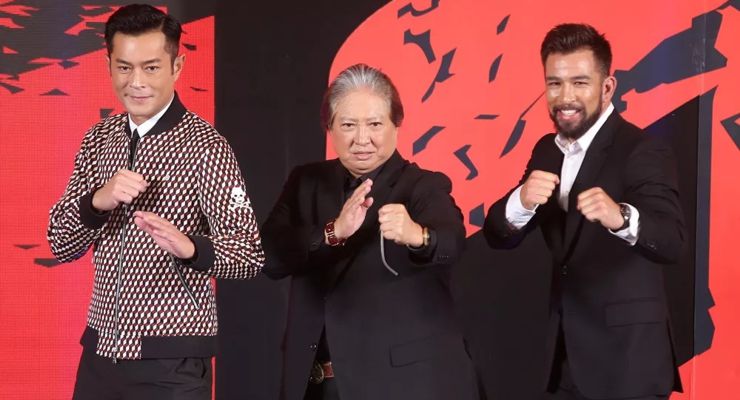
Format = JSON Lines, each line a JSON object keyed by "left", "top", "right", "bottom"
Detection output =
{"left": 111, "top": 133, "right": 199, "bottom": 363}
{"left": 112, "top": 132, "right": 139, "bottom": 363}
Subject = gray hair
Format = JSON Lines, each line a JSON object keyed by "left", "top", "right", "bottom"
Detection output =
{"left": 320, "top": 63, "right": 404, "bottom": 129}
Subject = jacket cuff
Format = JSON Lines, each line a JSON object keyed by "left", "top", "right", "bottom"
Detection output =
{"left": 407, "top": 229, "right": 438, "bottom": 261}
{"left": 79, "top": 190, "right": 110, "bottom": 229}
{"left": 180, "top": 235, "right": 215, "bottom": 272}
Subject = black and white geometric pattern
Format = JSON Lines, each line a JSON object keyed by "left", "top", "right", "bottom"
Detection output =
{"left": 48, "top": 110, "right": 264, "bottom": 359}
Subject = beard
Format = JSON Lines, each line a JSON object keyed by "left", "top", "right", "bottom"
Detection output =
{"left": 549, "top": 101, "right": 602, "bottom": 140}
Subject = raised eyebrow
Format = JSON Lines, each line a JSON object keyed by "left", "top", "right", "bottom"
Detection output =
{"left": 570, "top": 75, "right": 592, "bottom": 81}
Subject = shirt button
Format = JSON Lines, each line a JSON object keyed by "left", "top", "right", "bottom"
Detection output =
{"left": 309, "top": 343, "right": 318, "bottom": 351}
{"left": 561, "top": 265, "right": 568, "bottom": 276}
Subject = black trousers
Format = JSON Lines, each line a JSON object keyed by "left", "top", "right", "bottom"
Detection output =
{"left": 72, "top": 348, "right": 212, "bottom": 400}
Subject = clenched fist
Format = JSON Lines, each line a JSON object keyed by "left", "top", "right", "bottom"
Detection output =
{"left": 378, "top": 204, "right": 424, "bottom": 247}
{"left": 92, "top": 169, "right": 148, "bottom": 211}
{"left": 520, "top": 170, "right": 560, "bottom": 210}
{"left": 576, "top": 187, "right": 623, "bottom": 230}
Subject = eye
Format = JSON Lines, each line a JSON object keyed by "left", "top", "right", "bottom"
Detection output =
{"left": 117, "top": 65, "right": 131, "bottom": 73}
{"left": 369, "top": 122, "right": 383, "bottom": 128}
{"left": 145, "top": 65, "right": 160, "bottom": 73}
{"left": 574, "top": 81, "right": 588, "bottom": 86}
{"left": 340, "top": 122, "right": 355, "bottom": 130}
{"left": 547, "top": 81, "right": 561, "bottom": 88}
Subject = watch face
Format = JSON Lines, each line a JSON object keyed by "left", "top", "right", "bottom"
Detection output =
{"left": 619, "top": 204, "right": 631, "bottom": 230}
{"left": 620, "top": 204, "right": 631, "bottom": 219}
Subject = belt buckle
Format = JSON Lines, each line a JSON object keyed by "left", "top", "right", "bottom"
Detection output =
{"left": 309, "top": 361, "right": 325, "bottom": 384}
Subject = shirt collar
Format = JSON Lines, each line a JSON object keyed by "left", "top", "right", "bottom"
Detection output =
{"left": 554, "top": 102, "right": 614, "bottom": 155}
{"left": 128, "top": 94, "right": 175, "bottom": 137}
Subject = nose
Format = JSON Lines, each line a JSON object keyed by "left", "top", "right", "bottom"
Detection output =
{"left": 559, "top": 83, "right": 575, "bottom": 103}
{"left": 354, "top": 125, "right": 371, "bottom": 145}
{"left": 129, "top": 67, "right": 145, "bottom": 89}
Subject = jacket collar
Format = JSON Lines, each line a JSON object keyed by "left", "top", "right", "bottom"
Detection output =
{"left": 123, "top": 91, "right": 187, "bottom": 138}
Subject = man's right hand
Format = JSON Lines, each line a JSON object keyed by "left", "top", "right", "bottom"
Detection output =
{"left": 92, "top": 169, "right": 149, "bottom": 212}
{"left": 520, "top": 170, "right": 560, "bottom": 210}
{"left": 332, "top": 178, "right": 374, "bottom": 241}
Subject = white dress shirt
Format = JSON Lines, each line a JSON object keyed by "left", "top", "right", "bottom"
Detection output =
{"left": 505, "top": 103, "right": 639, "bottom": 245}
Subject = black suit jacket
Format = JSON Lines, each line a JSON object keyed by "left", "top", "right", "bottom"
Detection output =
{"left": 262, "top": 151, "right": 477, "bottom": 400}
{"left": 484, "top": 112, "right": 685, "bottom": 399}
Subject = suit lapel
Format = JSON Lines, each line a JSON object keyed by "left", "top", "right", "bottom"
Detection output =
{"left": 562, "top": 112, "right": 620, "bottom": 254}
{"left": 534, "top": 139, "right": 567, "bottom": 260}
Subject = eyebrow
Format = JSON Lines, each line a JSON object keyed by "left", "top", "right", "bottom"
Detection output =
{"left": 545, "top": 75, "right": 592, "bottom": 81}
{"left": 113, "top": 58, "right": 162, "bottom": 65}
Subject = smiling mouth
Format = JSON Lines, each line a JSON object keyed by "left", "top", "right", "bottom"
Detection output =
{"left": 556, "top": 108, "right": 582, "bottom": 121}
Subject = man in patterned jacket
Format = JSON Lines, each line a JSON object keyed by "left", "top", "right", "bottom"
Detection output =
{"left": 47, "top": 4, "right": 264, "bottom": 399}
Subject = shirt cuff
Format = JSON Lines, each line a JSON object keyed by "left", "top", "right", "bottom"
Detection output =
{"left": 505, "top": 185, "right": 537, "bottom": 230}
{"left": 608, "top": 203, "right": 640, "bottom": 246}
{"left": 79, "top": 190, "right": 111, "bottom": 229}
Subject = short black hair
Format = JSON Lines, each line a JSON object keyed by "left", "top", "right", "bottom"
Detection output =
{"left": 540, "top": 23, "right": 612, "bottom": 76}
{"left": 104, "top": 4, "right": 182, "bottom": 63}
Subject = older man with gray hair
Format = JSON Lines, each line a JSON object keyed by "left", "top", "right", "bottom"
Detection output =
{"left": 262, "top": 63, "right": 478, "bottom": 400}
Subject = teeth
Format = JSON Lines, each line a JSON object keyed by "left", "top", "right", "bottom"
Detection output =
{"left": 561, "top": 109, "right": 577, "bottom": 116}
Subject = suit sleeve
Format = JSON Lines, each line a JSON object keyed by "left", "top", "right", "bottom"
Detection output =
{"left": 483, "top": 136, "right": 552, "bottom": 249}
{"left": 47, "top": 125, "right": 108, "bottom": 263}
{"left": 261, "top": 167, "right": 339, "bottom": 279}
{"left": 185, "top": 136, "right": 265, "bottom": 279}
{"left": 405, "top": 171, "right": 466, "bottom": 266}
{"left": 623, "top": 138, "right": 686, "bottom": 264}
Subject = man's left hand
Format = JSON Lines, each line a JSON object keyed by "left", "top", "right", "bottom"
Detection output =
{"left": 133, "top": 211, "right": 195, "bottom": 259}
{"left": 378, "top": 204, "right": 424, "bottom": 247}
{"left": 576, "top": 187, "right": 623, "bottom": 230}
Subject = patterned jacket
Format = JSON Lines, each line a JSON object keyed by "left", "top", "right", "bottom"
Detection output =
{"left": 48, "top": 94, "right": 264, "bottom": 360}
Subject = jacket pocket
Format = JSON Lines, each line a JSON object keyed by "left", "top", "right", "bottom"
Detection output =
{"left": 604, "top": 298, "right": 666, "bottom": 327}
{"left": 389, "top": 333, "right": 462, "bottom": 367}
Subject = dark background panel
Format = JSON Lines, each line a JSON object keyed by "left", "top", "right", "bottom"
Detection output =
{"left": 213, "top": 1, "right": 388, "bottom": 399}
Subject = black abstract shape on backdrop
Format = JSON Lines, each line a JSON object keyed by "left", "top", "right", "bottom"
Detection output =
{"left": 721, "top": 113, "right": 740, "bottom": 150}
{"left": 500, "top": 92, "right": 544, "bottom": 157}
{"left": 398, "top": 0, "right": 440, "bottom": 18}
{"left": 469, "top": 204, "right": 485, "bottom": 227}
{"left": 613, "top": 11, "right": 727, "bottom": 113}
{"left": 488, "top": 54, "right": 502, "bottom": 82}
{"left": 35, "top": 258, "right": 61, "bottom": 268}
{"left": 422, "top": 48, "right": 455, "bottom": 102}
{"left": 404, "top": 29, "right": 435, "bottom": 63}
{"left": 413, "top": 125, "right": 445, "bottom": 155}
{"left": 497, "top": 15, "right": 510, "bottom": 34}
{"left": 454, "top": 144, "right": 478, "bottom": 180}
